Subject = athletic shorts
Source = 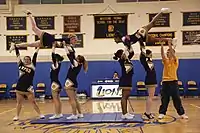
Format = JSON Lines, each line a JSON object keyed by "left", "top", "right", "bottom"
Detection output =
{"left": 51, "top": 81, "right": 62, "bottom": 92}
{"left": 40, "top": 32, "right": 55, "bottom": 47}
{"left": 119, "top": 76, "right": 132, "bottom": 87}
{"left": 65, "top": 78, "right": 78, "bottom": 89}
{"left": 16, "top": 82, "right": 34, "bottom": 93}
{"left": 145, "top": 74, "right": 157, "bottom": 85}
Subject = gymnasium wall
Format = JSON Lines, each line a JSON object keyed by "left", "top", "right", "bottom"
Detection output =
{"left": 0, "top": 0, "right": 200, "bottom": 61}
{"left": 0, "top": 59, "right": 200, "bottom": 97}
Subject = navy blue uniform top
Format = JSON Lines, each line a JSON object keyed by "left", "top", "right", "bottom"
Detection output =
{"left": 119, "top": 51, "right": 134, "bottom": 78}
{"left": 66, "top": 46, "right": 82, "bottom": 81}
{"left": 50, "top": 53, "right": 61, "bottom": 82}
{"left": 15, "top": 47, "right": 38, "bottom": 86}
{"left": 140, "top": 51, "right": 157, "bottom": 84}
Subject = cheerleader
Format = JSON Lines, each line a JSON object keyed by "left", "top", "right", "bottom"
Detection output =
{"left": 11, "top": 44, "right": 45, "bottom": 121}
{"left": 63, "top": 42, "right": 88, "bottom": 120}
{"left": 9, "top": 10, "right": 77, "bottom": 52}
{"left": 114, "top": 8, "right": 171, "bottom": 50}
{"left": 49, "top": 43, "right": 64, "bottom": 120}
{"left": 113, "top": 46, "right": 134, "bottom": 119}
{"left": 139, "top": 41, "right": 157, "bottom": 119}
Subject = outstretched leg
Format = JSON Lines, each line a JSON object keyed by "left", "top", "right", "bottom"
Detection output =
{"left": 24, "top": 10, "right": 43, "bottom": 38}
{"left": 9, "top": 40, "right": 41, "bottom": 53}
{"left": 143, "top": 8, "right": 170, "bottom": 32}
{"left": 26, "top": 92, "right": 45, "bottom": 119}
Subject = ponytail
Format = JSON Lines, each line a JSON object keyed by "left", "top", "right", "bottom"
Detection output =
{"left": 113, "top": 49, "right": 124, "bottom": 60}
{"left": 77, "top": 55, "right": 88, "bottom": 73}
{"left": 113, "top": 55, "right": 118, "bottom": 60}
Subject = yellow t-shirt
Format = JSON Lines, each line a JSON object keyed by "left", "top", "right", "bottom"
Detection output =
{"left": 162, "top": 57, "right": 179, "bottom": 81}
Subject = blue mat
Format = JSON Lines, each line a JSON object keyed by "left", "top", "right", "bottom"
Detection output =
{"left": 30, "top": 113, "right": 144, "bottom": 124}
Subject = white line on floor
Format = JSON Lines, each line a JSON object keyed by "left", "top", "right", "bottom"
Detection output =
{"left": 0, "top": 108, "right": 16, "bottom": 115}
{"left": 190, "top": 104, "right": 200, "bottom": 109}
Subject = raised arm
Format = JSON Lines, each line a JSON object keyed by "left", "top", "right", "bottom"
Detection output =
{"left": 168, "top": 39, "right": 176, "bottom": 60}
{"left": 14, "top": 44, "right": 22, "bottom": 65}
{"left": 127, "top": 46, "right": 134, "bottom": 59}
{"left": 63, "top": 42, "right": 78, "bottom": 67}
{"left": 139, "top": 43, "right": 151, "bottom": 71}
{"left": 138, "top": 37, "right": 146, "bottom": 55}
{"left": 32, "top": 47, "right": 39, "bottom": 66}
{"left": 161, "top": 43, "right": 166, "bottom": 60}
{"left": 51, "top": 43, "right": 57, "bottom": 67}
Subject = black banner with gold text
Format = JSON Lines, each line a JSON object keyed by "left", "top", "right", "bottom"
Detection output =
{"left": 183, "top": 12, "right": 200, "bottom": 26}
{"left": 149, "top": 13, "right": 170, "bottom": 27}
{"left": 146, "top": 31, "right": 175, "bottom": 46}
{"left": 6, "top": 17, "right": 26, "bottom": 30}
{"left": 6, "top": 35, "right": 27, "bottom": 50}
{"left": 182, "top": 30, "right": 200, "bottom": 45}
{"left": 35, "top": 16, "right": 55, "bottom": 30}
{"left": 94, "top": 15, "right": 127, "bottom": 38}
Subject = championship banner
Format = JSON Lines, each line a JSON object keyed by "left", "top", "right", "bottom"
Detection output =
{"left": 62, "top": 34, "right": 83, "bottom": 48}
{"left": 0, "top": 0, "right": 6, "bottom": 4}
{"left": 63, "top": 16, "right": 81, "bottom": 33}
{"left": 35, "top": 16, "right": 55, "bottom": 30}
{"left": 182, "top": 30, "right": 200, "bottom": 45}
{"left": 146, "top": 31, "right": 175, "bottom": 46}
{"left": 183, "top": 12, "right": 200, "bottom": 26}
{"left": 94, "top": 15, "right": 128, "bottom": 38}
{"left": 35, "top": 35, "right": 55, "bottom": 49}
{"left": 6, "top": 17, "right": 26, "bottom": 30}
{"left": 6, "top": 35, "right": 27, "bottom": 50}
{"left": 149, "top": 13, "right": 170, "bottom": 27}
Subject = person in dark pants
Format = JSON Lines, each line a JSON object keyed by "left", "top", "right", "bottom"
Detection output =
{"left": 158, "top": 39, "right": 188, "bottom": 119}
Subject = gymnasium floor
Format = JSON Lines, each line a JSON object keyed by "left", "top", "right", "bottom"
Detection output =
{"left": 0, "top": 98, "right": 199, "bottom": 133}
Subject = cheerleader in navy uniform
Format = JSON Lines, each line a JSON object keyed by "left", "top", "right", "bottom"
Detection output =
{"left": 139, "top": 43, "right": 157, "bottom": 119}
{"left": 49, "top": 43, "right": 64, "bottom": 120}
{"left": 9, "top": 10, "right": 78, "bottom": 52}
{"left": 11, "top": 44, "right": 45, "bottom": 121}
{"left": 63, "top": 42, "right": 88, "bottom": 120}
{"left": 113, "top": 46, "right": 135, "bottom": 119}
{"left": 114, "top": 8, "right": 172, "bottom": 51}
